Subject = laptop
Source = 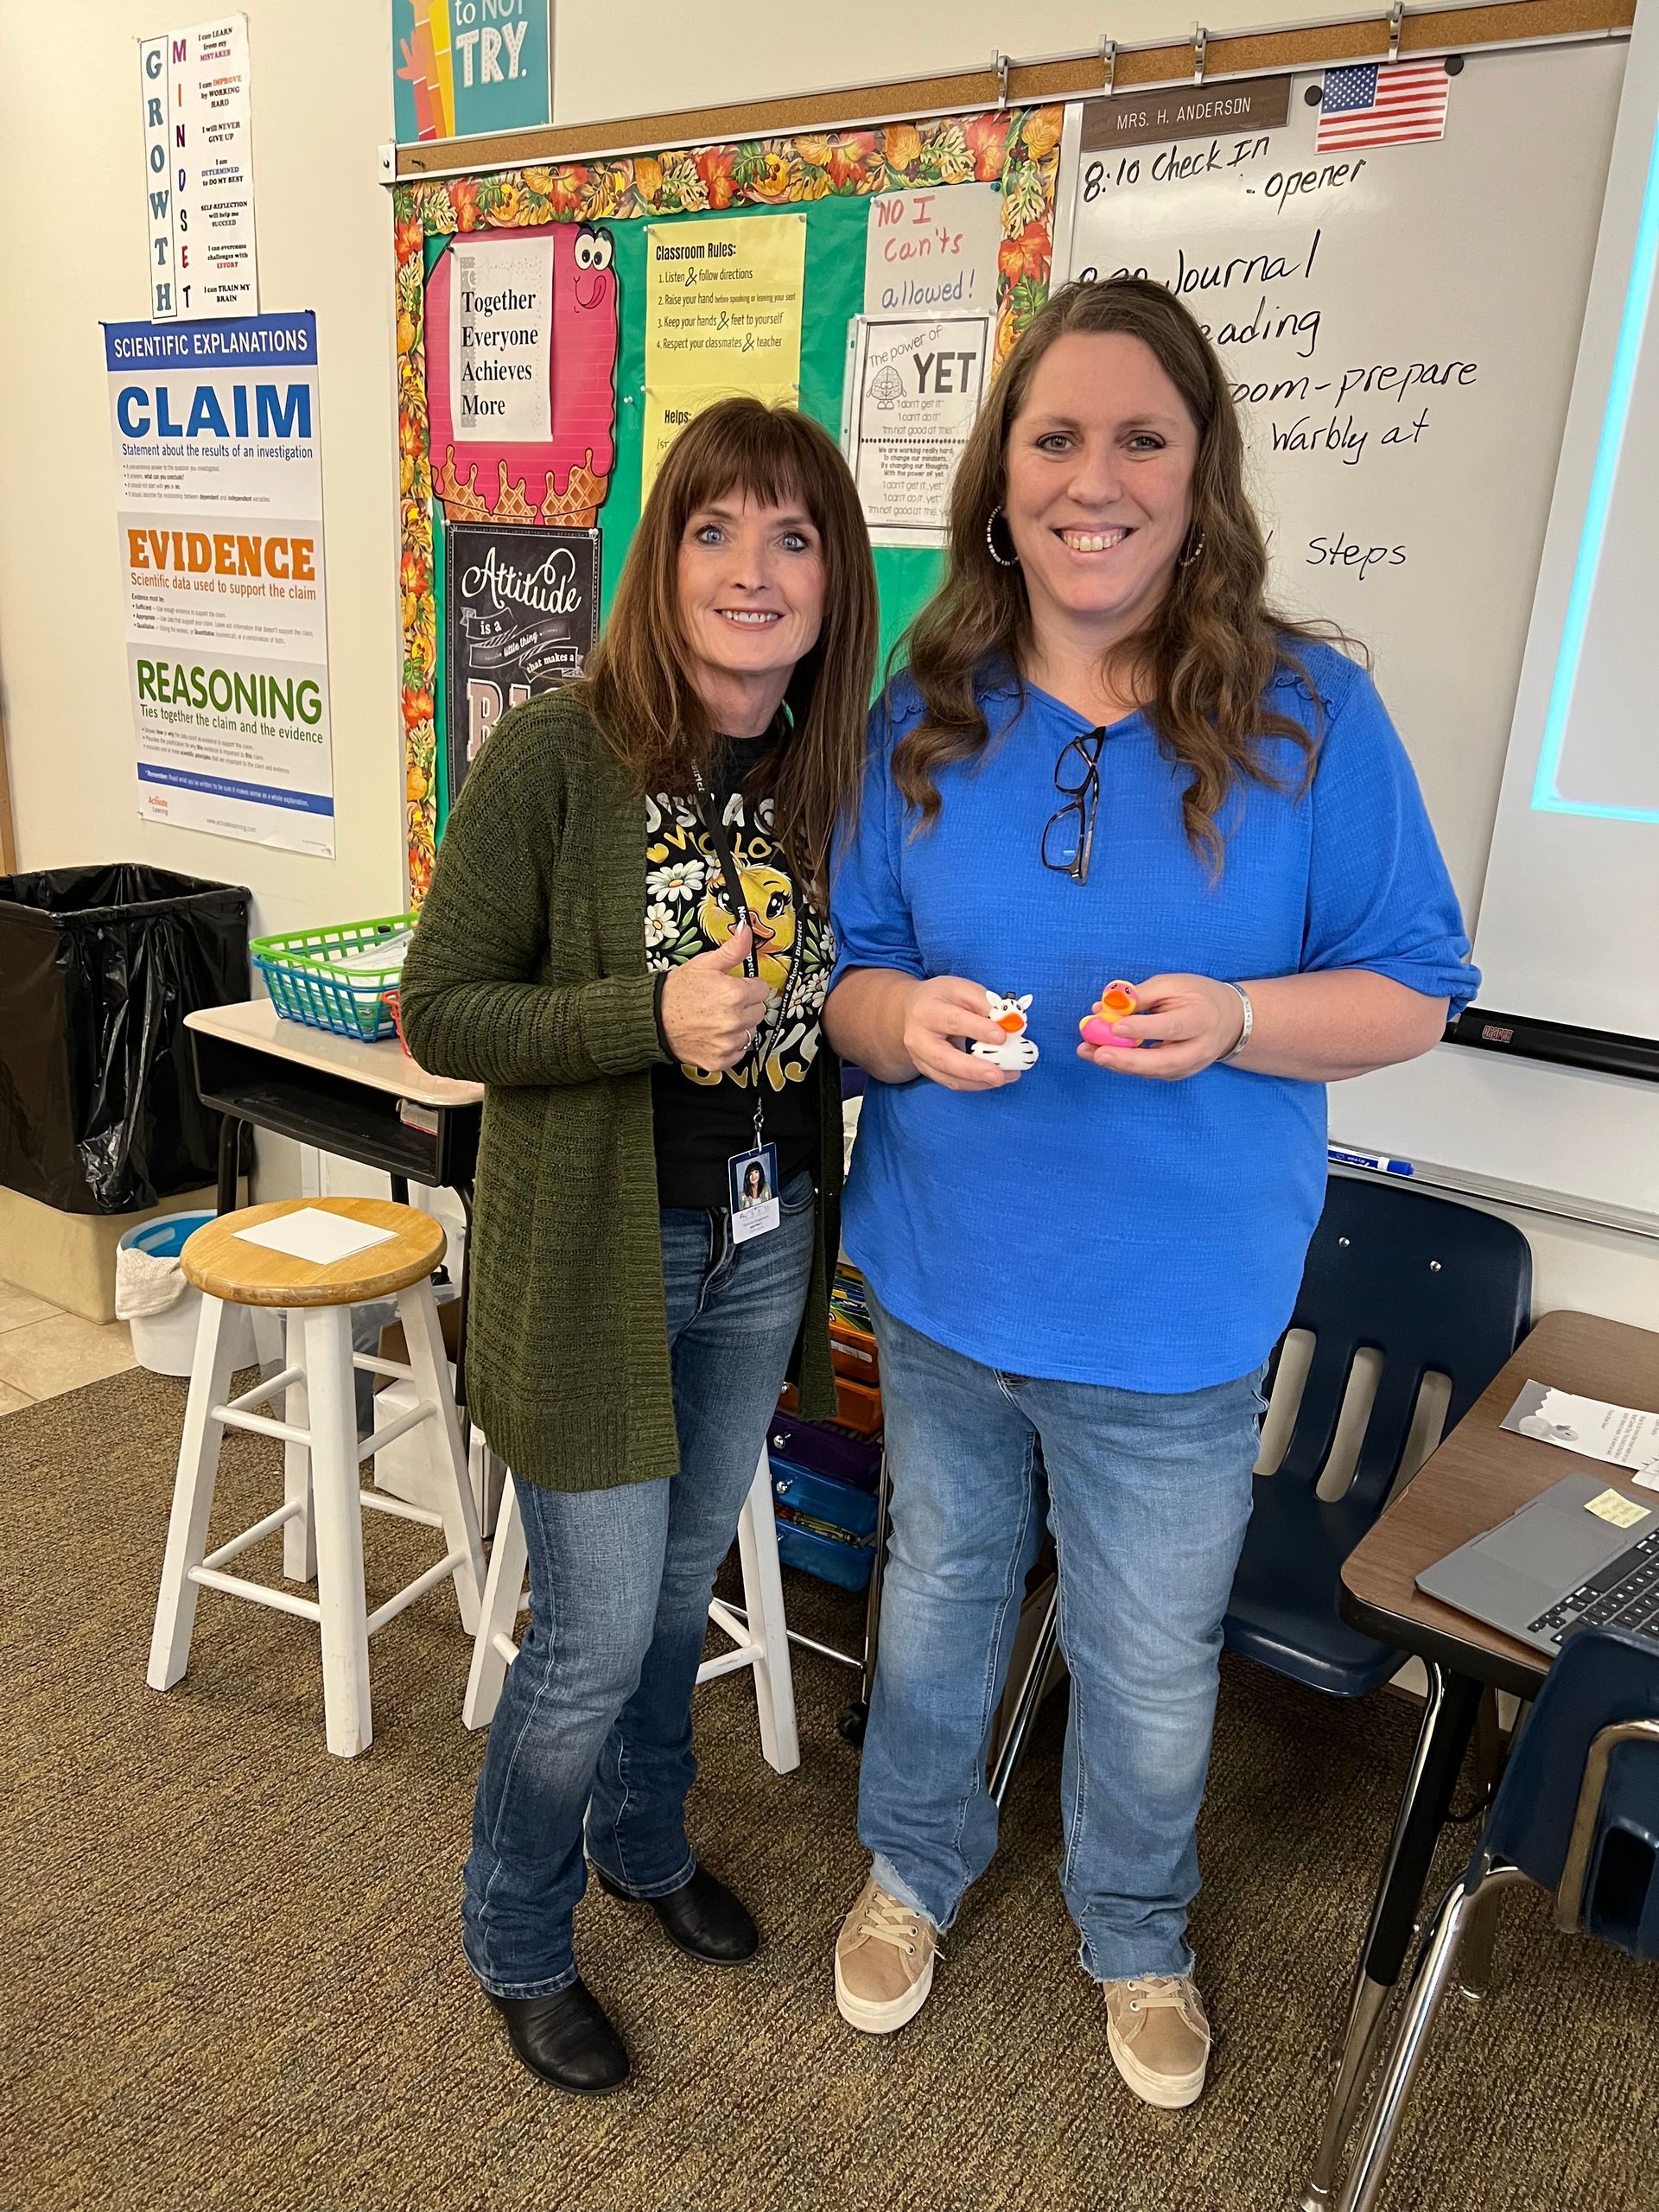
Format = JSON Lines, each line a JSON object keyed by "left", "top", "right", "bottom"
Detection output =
{"left": 1415, "top": 1471, "right": 1659, "bottom": 1658}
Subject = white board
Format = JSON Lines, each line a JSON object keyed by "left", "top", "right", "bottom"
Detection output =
{"left": 1058, "top": 42, "right": 1659, "bottom": 1224}
{"left": 1062, "top": 43, "right": 1624, "bottom": 919}
{"left": 1466, "top": 8, "right": 1659, "bottom": 1044}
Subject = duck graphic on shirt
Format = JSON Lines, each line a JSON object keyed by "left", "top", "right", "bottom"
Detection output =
{"left": 643, "top": 791, "right": 832, "bottom": 1090}
{"left": 699, "top": 865, "right": 796, "bottom": 996}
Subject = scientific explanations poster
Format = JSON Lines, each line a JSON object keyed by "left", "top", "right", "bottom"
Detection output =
{"left": 105, "top": 310, "right": 334, "bottom": 855}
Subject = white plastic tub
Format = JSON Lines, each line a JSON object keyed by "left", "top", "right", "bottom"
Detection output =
{"left": 115, "top": 1210, "right": 256, "bottom": 1376}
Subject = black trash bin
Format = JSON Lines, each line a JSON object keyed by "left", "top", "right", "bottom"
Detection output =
{"left": 0, "top": 865, "right": 251, "bottom": 1215}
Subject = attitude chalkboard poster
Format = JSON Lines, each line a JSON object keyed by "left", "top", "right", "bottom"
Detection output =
{"left": 444, "top": 523, "right": 599, "bottom": 805}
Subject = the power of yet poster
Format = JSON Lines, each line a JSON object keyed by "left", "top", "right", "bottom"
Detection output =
{"left": 104, "top": 310, "right": 334, "bottom": 855}
{"left": 445, "top": 524, "right": 599, "bottom": 806}
{"left": 847, "top": 315, "right": 989, "bottom": 546}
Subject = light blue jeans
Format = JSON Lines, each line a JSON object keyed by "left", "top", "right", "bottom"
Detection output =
{"left": 860, "top": 1293, "right": 1264, "bottom": 1982}
{"left": 461, "top": 1173, "right": 816, "bottom": 2000}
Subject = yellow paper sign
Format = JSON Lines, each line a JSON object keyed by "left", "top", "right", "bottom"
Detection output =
{"left": 642, "top": 380, "right": 799, "bottom": 498}
{"left": 642, "top": 213, "right": 808, "bottom": 498}
{"left": 1585, "top": 1487, "right": 1650, "bottom": 1529}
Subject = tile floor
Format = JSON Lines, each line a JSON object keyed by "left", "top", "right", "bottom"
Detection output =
{"left": 0, "top": 1278, "right": 136, "bottom": 1414}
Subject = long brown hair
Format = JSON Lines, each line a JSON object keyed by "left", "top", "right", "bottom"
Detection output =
{"left": 582, "top": 398, "right": 877, "bottom": 906}
{"left": 896, "top": 277, "right": 1343, "bottom": 869}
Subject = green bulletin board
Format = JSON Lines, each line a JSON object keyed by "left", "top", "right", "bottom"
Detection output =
{"left": 395, "top": 105, "right": 1064, "bottom": 893}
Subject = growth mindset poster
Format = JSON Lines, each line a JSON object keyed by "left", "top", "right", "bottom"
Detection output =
{"left": 105, "top": 311, "right": 335, "bottom": 855}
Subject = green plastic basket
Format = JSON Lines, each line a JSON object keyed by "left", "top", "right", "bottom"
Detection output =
{"left": 251, "top": 912, "right": 416, "bottom": 1042}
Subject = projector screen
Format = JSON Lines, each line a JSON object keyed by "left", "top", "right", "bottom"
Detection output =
{"left": 1469, "top": 8, "right": 1659, "bottom": 1049}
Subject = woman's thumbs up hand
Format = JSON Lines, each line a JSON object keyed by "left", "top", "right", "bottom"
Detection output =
{"left": 660, "top": 922, "right": 772, "bottom": 1071}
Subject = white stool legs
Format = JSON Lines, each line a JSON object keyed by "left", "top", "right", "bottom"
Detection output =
{"left": 461, "top": 1464, "right": 528, "bottom": 1731}
{"left": 462, "top": 1448, "right": 801, "bottom": 1775}
{"left": 395, "top": 1282, "right": 484, "bottom": 1637}
{"left": 148, "top": 1293, "right": 241, "bottom": 1694}
{"left": 730, "top": 1458, "right": 799, "bottom": 1773}
{"left": 302, "top": 1306, "right": 372, "bottom": 1756}
{"left": 148, "top": 1277, "right": 486, "bottom": 1758}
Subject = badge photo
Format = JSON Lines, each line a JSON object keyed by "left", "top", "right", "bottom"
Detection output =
{"left": 729, "top": 1142, "right": 781, "bottom": 1243}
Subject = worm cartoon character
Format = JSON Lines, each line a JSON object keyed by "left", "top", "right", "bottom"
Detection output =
{"left": 970, "top": 990, "right": 1040, "bottom": 1071}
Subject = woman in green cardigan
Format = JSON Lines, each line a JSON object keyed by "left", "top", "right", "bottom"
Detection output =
{"left": 399, "top": 400, "right": 877, "bottom": 2096}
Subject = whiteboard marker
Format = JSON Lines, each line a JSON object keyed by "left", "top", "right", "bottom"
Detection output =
{"left": 1329, "top": 1147, "right": 1414, "bottom": 1177}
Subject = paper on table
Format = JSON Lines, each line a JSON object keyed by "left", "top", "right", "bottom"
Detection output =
{"left": 233, "top": 1208, "right": 399, "bottom": 1266}
{"left": 1501, "top": 1380, "right": 1659, "bottom": 1488}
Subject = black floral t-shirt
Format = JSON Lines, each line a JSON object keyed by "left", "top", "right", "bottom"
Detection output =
{"left": 646, "top": 735, "right": 834, "bottom": 1211}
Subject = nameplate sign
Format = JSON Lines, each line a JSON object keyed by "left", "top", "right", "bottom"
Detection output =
{"left": 1081, "top": 75, "right": 1292, "bottom": 152}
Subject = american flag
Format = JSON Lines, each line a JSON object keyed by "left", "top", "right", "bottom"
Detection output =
{"left": 1316, "top": 60, "right": 1451, "bottom": 151}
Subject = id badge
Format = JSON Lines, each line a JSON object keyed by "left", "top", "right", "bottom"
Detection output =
{"left": 728, "top": 1141, "right": 780, "bottom": 1243}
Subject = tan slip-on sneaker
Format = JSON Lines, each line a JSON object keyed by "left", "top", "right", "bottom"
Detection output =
{"left": 834, "top": 1877, "right": 938, "bottom": 2034}
{"left": 1102, "top": 1974, "right": 1211, "bottom": 2108}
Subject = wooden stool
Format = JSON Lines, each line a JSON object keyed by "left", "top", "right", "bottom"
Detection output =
{"left": 147, "top": 1198, "right": 486, "bottom": 1758}
{"left": 463, "top": 1448, "right": 801, "bottom": 1774}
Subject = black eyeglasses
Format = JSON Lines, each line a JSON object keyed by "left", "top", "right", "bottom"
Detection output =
{"left": 1041, "top": 728, "right": 1107, "bottom": 885}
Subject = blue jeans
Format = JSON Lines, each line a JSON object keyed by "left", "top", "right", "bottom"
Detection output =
{"left": 461, "top": 1173, "right": 816, "bottom": 1999}
{"left": 860, "top": 1294, "right": 1263, "bottom": 1983}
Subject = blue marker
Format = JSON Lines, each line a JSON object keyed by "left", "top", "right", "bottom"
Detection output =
{"left": 1329, "top": 1147, "right": 1414, "bottom": 1177}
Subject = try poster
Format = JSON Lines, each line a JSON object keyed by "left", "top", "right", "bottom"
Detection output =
{"left": 395, "top": 0, "right": 551, "bottom": 143}
{"left": 105, "top": 311, "right": 335, "bottom": 855}
{"left": 444, "top": 524, "right": 599, "bottom": 803}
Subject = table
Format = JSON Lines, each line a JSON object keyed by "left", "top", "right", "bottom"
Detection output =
{"left": 1303, "top": 1308, "right": 1659, "bottom": 2210}
{"left": 184, "top": 998, "right": 484, "bottom": 1396}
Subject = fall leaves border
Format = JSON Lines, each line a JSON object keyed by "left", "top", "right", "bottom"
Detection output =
{"left": 395, "top": 105, "right": 1065, "bottom": 898}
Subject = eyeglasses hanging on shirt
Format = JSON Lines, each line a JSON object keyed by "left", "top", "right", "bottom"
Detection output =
{"left": 1041, "top": 727, "right": 1109, "bottom": 886}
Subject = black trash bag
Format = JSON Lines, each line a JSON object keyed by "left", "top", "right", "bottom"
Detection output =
{"left": 0, "top": 866, "right": 251, "bottom": 1215}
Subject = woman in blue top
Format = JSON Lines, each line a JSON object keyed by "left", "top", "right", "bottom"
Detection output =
{"left": 823, "top": 277, "right": 1478, "bottom": 2108}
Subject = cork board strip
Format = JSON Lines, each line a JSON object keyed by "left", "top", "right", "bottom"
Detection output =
{"left": 395, "top": 0, "right": 1634, "bottom": 180}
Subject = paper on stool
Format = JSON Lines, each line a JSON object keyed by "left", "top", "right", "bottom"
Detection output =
{"left": 233, "top": 1208, "right": 400, "bottom": 1266}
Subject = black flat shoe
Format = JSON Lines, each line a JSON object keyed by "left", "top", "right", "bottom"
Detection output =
{"left": 487, "top": 1978, "right": 631, "bottom": 2095}
{"left": 594, "top": 1864, "right": 760, "bottom": 1964}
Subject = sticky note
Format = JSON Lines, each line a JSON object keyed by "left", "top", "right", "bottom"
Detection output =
{"left": 1585, "top": 1487, "right": 1650, "bottom": 1529}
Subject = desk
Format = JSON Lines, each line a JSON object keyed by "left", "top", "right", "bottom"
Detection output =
{"left": 1304, "top": 1308, "right": 1659, "bottom": 2209}
{"left": 184, "top": 998, "right": 485, "bottom": 1395}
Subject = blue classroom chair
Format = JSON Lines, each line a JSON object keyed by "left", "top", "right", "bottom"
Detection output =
{"left": 1335, "top": 1623, "right": 1659, "bottom": 2211}
{"left": 1224, "top": 1176, "right": 1532, "bottom": 1696}
{"left": 976, "top": 1177, "right": 1532, "bottom": 1803}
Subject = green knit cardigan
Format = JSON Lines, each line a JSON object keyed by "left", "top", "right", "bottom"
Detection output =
{"left": 397, "top": 686, "right": 842, "bottom": 1492}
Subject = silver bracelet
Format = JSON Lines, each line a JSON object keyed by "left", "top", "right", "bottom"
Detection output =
{"left": 1219, "top": 982, "right": 1254, "bottom": 1063}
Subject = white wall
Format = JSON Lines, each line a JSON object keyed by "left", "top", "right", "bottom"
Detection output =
{"left": 1, "top": 0, "right": 1652, "bottom": 1325}
{"left": 0, "top": 3, "right": 404, "bottom": 938}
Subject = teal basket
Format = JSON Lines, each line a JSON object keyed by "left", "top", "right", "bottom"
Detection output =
{"left": 250, "top": 913, "right": 416, "bottom": 1042}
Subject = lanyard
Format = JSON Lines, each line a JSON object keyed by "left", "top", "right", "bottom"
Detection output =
{"left": 690, "top": 766, "right": 802, "bottom": 1153}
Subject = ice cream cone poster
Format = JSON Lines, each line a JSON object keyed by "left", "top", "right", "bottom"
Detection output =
{"left": 425, "top": 223, "right": 619, "bottom": 526}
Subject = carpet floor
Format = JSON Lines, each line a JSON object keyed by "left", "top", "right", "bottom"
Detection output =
{"left": 1, "top": 1367, "right": 1653, "bottom": 2212}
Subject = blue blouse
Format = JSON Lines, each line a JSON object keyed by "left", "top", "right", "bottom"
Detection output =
{"left": 830, "top": 641, "right": 1478, "bottom": 1392}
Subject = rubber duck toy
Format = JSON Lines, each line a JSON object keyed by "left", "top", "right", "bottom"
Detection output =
{"left": 1079, "top": 980, "right": 1141, "bottom": 1050}
{"left": 969, "top": 990, "right": 1040, "bottom": 1071}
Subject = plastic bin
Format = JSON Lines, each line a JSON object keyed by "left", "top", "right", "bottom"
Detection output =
{"left": 0, "top": 866, "right": 251, "bottom": 1214}
{"left": 767, "top": 1411, "right": 881, "bottom": 1492}
{"left": 116, "top": 1211, "right": 256, "bottom": 1376}
{"left": 771, "top": 1456, "right": 878, "bottom": 1592}
{"left": 250, "top": 913, "right": 414, "bottom": 1041}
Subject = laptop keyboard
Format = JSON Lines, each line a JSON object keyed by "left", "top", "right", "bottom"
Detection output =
{"left": 1529, "top": 1527, "right": 1659, "bottom": 1648}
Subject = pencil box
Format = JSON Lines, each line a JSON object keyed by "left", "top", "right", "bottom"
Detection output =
{"left": 771, "top": 1459, "right": 878, "bottom": 1592}
{"left": 830, "top": 1319, "right": 879, "bottom": 1384}
{"left": 778, "top": 1373, "right": 881, "bottom": 1435}
{"left": 767, "top": 1410, "right": 882, "bottom": 1491}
